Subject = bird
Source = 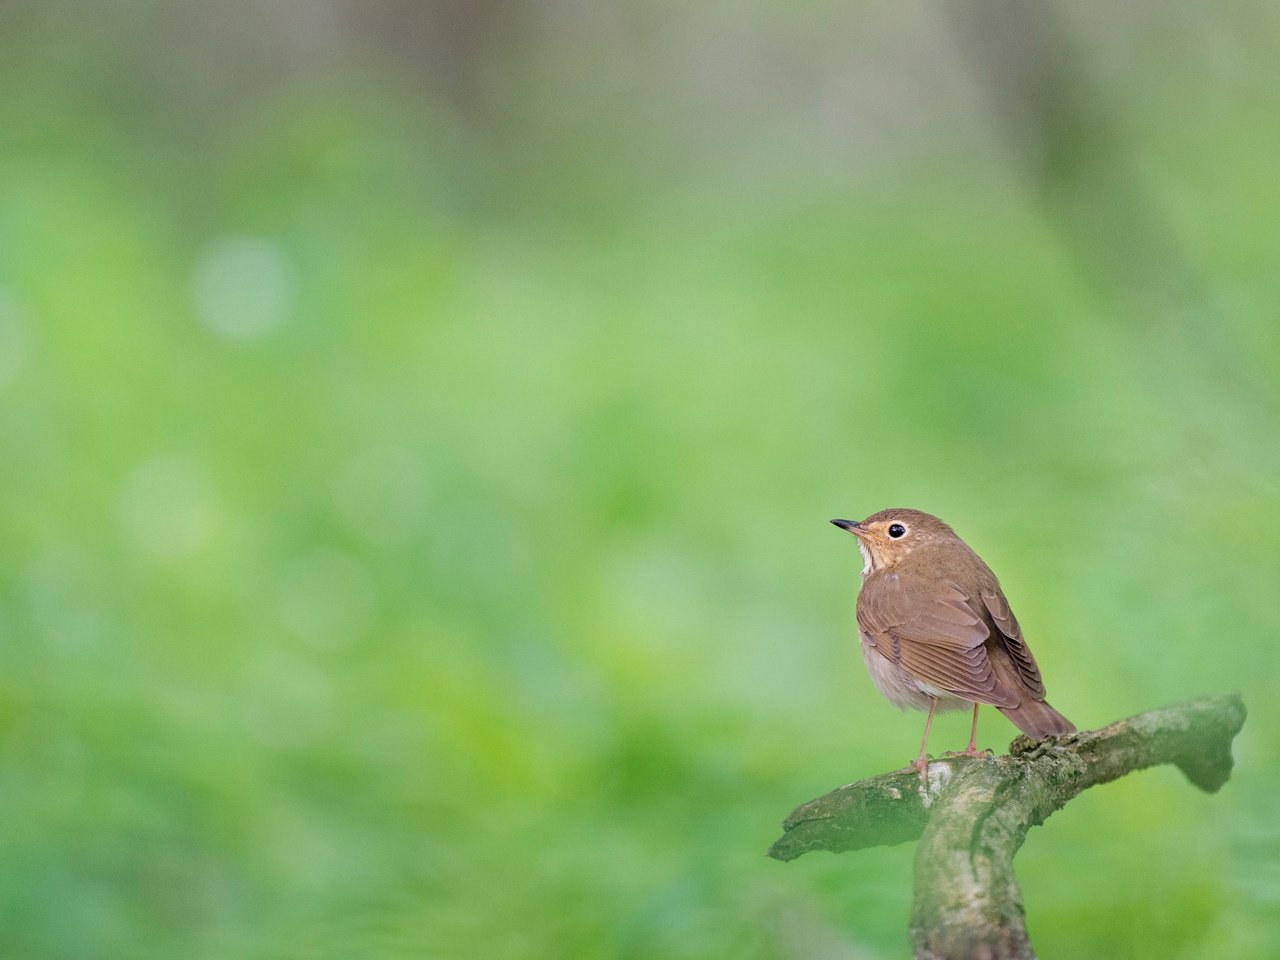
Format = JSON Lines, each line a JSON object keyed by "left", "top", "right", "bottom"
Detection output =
{"left": 831, "top": 508, "right": 1074, "bottom": 781}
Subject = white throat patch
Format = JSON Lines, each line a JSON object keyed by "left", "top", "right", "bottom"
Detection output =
{"left": 858, "top": 541, "right": 875, "bottom": 577}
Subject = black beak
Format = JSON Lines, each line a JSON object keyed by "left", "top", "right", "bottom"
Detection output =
{"left": 830, "top": 518, "right": 866, "bottom": 537}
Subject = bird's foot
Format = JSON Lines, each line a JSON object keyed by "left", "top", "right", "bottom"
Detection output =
{"left": 943, "top": 745, "right": 994, "bottom": 759}
{"left": 912, "top": 755, "right": 931, "bottom": 784}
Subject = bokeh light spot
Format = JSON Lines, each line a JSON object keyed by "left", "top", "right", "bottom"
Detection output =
{"left": 278, "top": 548, "right": 378, "bottom": 650}
{"left": 117, "top": 454, "right": 221, "bottom": 559}
{"left": 241, "top": 649, "right": 336, "bottom": 750}
{"left": 192, "top": 235, "right": 294, "bottom": 342}
{"left": 330, "top": 446, "right": 431, "bottom": 546}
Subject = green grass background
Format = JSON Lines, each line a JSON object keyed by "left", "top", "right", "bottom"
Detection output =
{"left": 0, "top": 4, "right": 1278, "bottom": 958}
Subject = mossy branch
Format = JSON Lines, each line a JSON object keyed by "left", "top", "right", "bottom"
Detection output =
{"left": 768, "top": 693, "right": 1246, "bottom": 960}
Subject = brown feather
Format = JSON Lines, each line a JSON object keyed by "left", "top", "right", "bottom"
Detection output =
{"left": 981, "top": 587, "right": 1045, "bottom": 697}
{"left": 858, "top": 571, "right": 1019, "bottom": 708}
{"left": 996, "top": 696, "right": 1076, "bottom": 738}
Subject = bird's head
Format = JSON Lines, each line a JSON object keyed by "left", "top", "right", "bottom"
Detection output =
{"left": 830, "top": 508, "right": 959, "bottom": 576}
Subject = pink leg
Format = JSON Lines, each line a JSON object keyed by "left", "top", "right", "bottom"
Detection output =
{"left": 965, "top": 702, "right": 981, "bottom": 755}
{"left": 944, "top": 703, "right": 989, "bottom": 758}
{"left": 914, "top": 698, "right": 938, "bottom": 781}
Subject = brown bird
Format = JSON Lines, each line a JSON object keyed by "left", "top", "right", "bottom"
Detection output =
{"left": 831, "top": 508, "right": 1074, "bottom": 780}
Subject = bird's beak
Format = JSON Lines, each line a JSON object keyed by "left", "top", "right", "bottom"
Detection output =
{"left": 831, "top": 518, "right": 869, "bottom": 538}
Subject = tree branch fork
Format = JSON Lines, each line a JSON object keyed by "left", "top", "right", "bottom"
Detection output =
{"left": 768, "top": 694, "right": 1246, "bottom": 960}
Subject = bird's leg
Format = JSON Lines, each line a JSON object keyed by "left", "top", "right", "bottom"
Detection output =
{"left": 914, "top": 698, "right": 938, "bottom": 782}
{"left": 944, "top": 703, "right": 992, "bottom": 758}
{"left": 962, "top": 702, "right": 987, "bottom": 757}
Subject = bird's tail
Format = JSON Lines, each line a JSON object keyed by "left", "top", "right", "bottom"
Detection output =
{"left": 997, "top": 698, "right": 1076, "bottom": 740}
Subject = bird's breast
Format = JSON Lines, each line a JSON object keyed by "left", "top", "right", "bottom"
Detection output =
{"left": 859, "top": 633, "right": 969, "bottom": 714}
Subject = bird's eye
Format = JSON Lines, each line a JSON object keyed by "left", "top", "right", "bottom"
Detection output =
{"left": 888, "top": 523, "right": 906, "bottom": 539}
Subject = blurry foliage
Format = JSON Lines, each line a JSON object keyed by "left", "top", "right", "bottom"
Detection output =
{"left": 0, "top": 2, "right": 1278, "bottom": 958}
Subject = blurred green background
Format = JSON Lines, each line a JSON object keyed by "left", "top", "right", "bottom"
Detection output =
{"left": 1, "top": 2, "right": 1278, "bottom": 957}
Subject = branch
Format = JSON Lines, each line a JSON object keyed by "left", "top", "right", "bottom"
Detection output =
{"left": 768, "top": 694, "right": 1246, "bottom": 960}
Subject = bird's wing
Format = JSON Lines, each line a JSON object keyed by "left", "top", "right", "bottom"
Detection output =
{"left": 857, "top": 575, "right": 1018, "bottom": 708}
{"left": 980, "top": 586, "right": 1046, "bottom": 698}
